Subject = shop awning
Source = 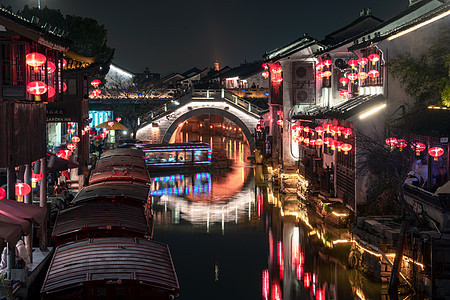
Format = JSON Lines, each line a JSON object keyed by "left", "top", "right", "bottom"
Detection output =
{"left": 47, "top": 153, "right": 79, "bottom": 172}
{"left": 0, "top": 212, "right": 31, "bottom": 245}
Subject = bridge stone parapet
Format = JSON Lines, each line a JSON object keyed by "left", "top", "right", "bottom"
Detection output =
{"left": 136, "top": 90, "right": 264, "bottom": 152}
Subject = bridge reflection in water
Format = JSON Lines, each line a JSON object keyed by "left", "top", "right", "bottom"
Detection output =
{"left": 151, "top": 142, "right": 383, "bottom": 300}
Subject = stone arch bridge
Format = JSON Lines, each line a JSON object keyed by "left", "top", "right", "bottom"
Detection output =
{"left": 136, "top": 89, "right": 265, "bottom": 152}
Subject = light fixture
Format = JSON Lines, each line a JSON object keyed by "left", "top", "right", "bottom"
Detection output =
{"left": 359, "top": 103, "right": 387, "bottom": 119}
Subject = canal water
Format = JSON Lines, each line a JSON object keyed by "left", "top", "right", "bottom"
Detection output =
{"left": 151, "top": 143, "right": 385, "bottom": 299}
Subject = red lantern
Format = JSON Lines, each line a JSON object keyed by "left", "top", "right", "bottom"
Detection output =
{"left": 368, "top": 70, "right": 380, "bottom": 79}
{"left": 396, "top": 139, "right": 407, "bottom": 151}
{"left": 32, "top": 171, "right": 44, "bottom": 183}
{"left": 315, "top": 126, "right": 324, "bottom": 135}
{"left": 316, "top": 61, "right": 325, "bottom": 70}
{"left": 47, "top": 61, "right": 56, "bottom": 73}
{"left": 71, "top": 136, "right": 80, "bottom": 143}
{"left": 272, "top": 77, "right": 283, "bottom": 84}
{"left": 276, "top": 119, "right": 283, "bottom": 126}
{"left": 332, "top": 140, "right": 342, "bottom": 151}
{"left": 103, "top": 129, "right": 109, "bottom": 134}
{"left": 261, "top": 71, "right": 269, "bottom": 79}
{"left": 428, "top": 147, "right": 444, "bottom": 161}
{"left": 322, "top": 71, "right": 332, "bottom": 78}
{"left": 92, "top": 89, "right": 102, "bottom": 97}
{"left": 324, "top": 124, "right": 332, "bottom": 133}
{"left": 411, "top": 142, "right": 426, "bottom": 156}
{"left": 277, "top": 110, "right": 283, "bottom": 117}
{"left": 348, "top": 73, "right": 358, "bottom": 83}
{"left": 26, "top": 52, "right": 46, "bottom": 71}
{"left": 329, "top": 125, "right": 337, "bottom": 136}
{"left": 323, "top": 60, "right": 332, "bottom": 67}
{"left": 316, "top": 71, "right": 324, "bottom": 80}
{"left": 309, "top": 139, "right": 317, "bottom": 146}
{"left": 90, "top": 79, "right": 101, "bottom": 87}
{"left": 340, "top": 90, "right": 349, "bottom": 98}
{"left": 93, "top": 135, "right": 101, "bottom": 139}
{"left": 62, "top": 58, "right": 67, "bottom": 68}
{"left": 358, "top": 72, "right": 368, "bottom": 82}
{"left": 56, "top": 149, "right": 71, "bottom": 159}
{"left": 340, "top": 143, "right": 352, "bottom": 154}
{"left": 315, "top": 139, "right": 324, "bottom": 146}
{"left": 100, "top": 133, "right": 107, "bottom": 139}
{"left": 339, "top": 77, "right": 349, "bottom": 86}
{"left": 0, "top": 187, "right": 5, "bottom": 200}
{"left": 262, "top": 63, "right": 268, "bottom": 70}
{"left": 341, "top": 128, "right": 353, "bottom": 138}
{"left": 368, "top": 54, "right": 380, "bottom": 65}
{"left": 348, "top": 59, "right": 358, "bottom": 69}
{"left": 15, "top": 183, "right": 31, "bottom": 196}
{"left": 67, "top": 143, "right": 77, "bottom": 151}
{"left": 27, "top": 81, "right": 48, "bottom": 95}
{"left": 62, "top": 82, "right": 67, "bottom": 92}
{"left": 337, "top": 126, "right": 345, "bottom": 136}
{"left": 386, "top": 137, "right": 398, "bottom": 149}
{"left": 357, "top": 57, "right": 368, "bottom": 67}
{"left": 116, "top": 117, "right": 122, "bottom": 122}
{"left": 108, "top": 121, "right": 115, "bottom": 127}
{"left": 47, "top": 86, "right": 56, "bottom": 98}
{"left": 303, "top": 138, "right": 310, "bottom": 145}
{"left": 324, "top": 137, "right": 333, "bottom": 147}
{"left": 89, "top": 130, "right": 96, "bottom": 135}
{"left": 81, "top": 130, "right": 86, "bottom": 136}
{"left": 303, "top": 126, "right": 310, "bottom": 133}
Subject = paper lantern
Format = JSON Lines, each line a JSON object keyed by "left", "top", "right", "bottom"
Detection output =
{"left": 261, "top": 71, "right": 269, "bottom": 79}
{"left": 348, "top": 59, "right": 358, "bottom": 69}
{"left": 428, "top": 147, "right": 444, "bottom": 161}
{"left": 315, "top": 139, "right": 324, "bottom": 146}
{"left": 316, "top": 61, "right": 325, "bottom": 70}
{"left": 90, "top": 79, "right": 101, "bottom": 87}
{"left": 357, "top": 57, "right": 368, "bottom": 67}
{"left": 93, "top": 135, "right": 101, "bottom": 139}
{"left": 337, "top": 126, "right": 345, "bottom": 136}
{"left": 323, "top": 59, "right": 332, "bottom": 67}
{"left": 368, "top": 54, "right": 380, "bottom": 65}
{"left": 315, "top": 126, "right": 324, "bottom": 135}
{"left": 348, "top": 73, "right": 358, "bottom": 83}
{"left": 62, "top": 58, "right": 67, "bottom": 68}
{"left": 411, "top": 142, "right": 426, "bottom": 156}
{"left": 272, "top": 77, "right": 283, "bottom": 84}
{"left": 92, "top": 89, "right": 102, "bottom": 97}
{"left": 276, "top": 119, "right": 283, "bottom": 126}
{"left": 316, "top": 71, "right": 324, "bottom": 80}
{"left": 62, "top": 82, "right": 67, "bottom": 92}
{"left": 27, "top": 81, "right": 47, "bottom": 95}
{"left": 32, "top": 171, "right": 44, "bottom": 183}
{"left": 396, "top": 139, "right": 407, "bottom": 151}
{"left": 340, "top": 90, "right": 349, "bottom": 98}
{"left": 340, "top": 143, "right": 352, "bottom": 154}
{"left": 303, "top": 126, "right": 310, "bottom": 133}
{"left": 358, "top": 72, "right": 368, "bottom": 82}
{"left": 47, "top": 86, "right": 56, "bottom": 98}
{"left": 332, "top": 140, "right": 342, "bottom": 151}
{"left": 262, "top": 63, "right": 268, "bottom": 70}
{"left": 303, "top": 138, "right": 310, "bottom": 145}
{"left": 100, "top": 133, "right": 107, "bottom": 139}
{"left": 71, "top": 136, "right": 80, "bottom": 143}
{"left": 324, "top": 124, "right": 332, "bottom": 133}
{"left": 67, "top": 143, "right": 77, "bottom": 151}
{"left": 0, "top": 187, "right": 5, "bottom": 200}
{"left": 26, "top": 52, "right": 46, "bottom": 71}
{"left": 47, "top": 61, "right": 56, "bottom": 73}
{"left": 322, "top": 71, "right": 332, "bottom": 78}
{"left": 324, "top": 137, "right": 333, "bottom": 147}
{"left": 309, "top": 139, "right": 317, "bottom": 146}
{"left": 15, "top": 183, "right": 31, "bottom": 196}
{"left": 329, "top": 125, "right": 337, "bottom": 136}
{"left": 339, "top": 77, "right": 349, "bottom": 86}
{"left": 341, "top": 128, "right": 353, "bottom": 138}
{"left": 56, "top": 149, "right": 71, "bottom": 159}
{"left": 116, "top": 117, "right": 122, "bottom": 122}
{"left": 368, "top": 70, "right": 380, "bottom": 79}
{"left": 89, "top": 130, "right": 96, "bottom": 135}
{"left": 108, "top": 121, "right": 115, "bottom": 127}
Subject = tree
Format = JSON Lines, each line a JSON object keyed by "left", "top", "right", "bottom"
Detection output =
{"left": 388, "top": 24, "right": 450, "bottom": 108}
{"left": 17, "top": 6, "right": 114, "bottom": 64}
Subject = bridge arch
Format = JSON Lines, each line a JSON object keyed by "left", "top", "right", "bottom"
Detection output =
{"left": 163, "top": 107, "right": 256, "bottom": 152}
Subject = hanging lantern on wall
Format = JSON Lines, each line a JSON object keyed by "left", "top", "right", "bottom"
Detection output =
{"left": 348, "top": 59, "right": 358, "bottom": 69}
{"left": 357, "top": 57, "right": 368, "bottom": 67}
{"left": 340, "top": 90, "right": 349, "bottom": 98}
{"left": 332, "top": 140, "right": 342, "bottom": 151}
{"left": 262, "top": 71, "right": 269, "bottom": 79}
{"left": 340, "top": 143, "right": 352, "bottom": 155}
{"left": 316, "top": 71, "right": 324, "bottom": 80}
{"left": 62, "top": 82, "right": 67, "bottom": 93}
{"left": 368, "top": 70, "right": 380, "bottom": 79}
{"left": 329, "top": 125, "right": 337, "bottom": 136}
{"left": 91, "top": 79, "right": 101, "bottom": 87}
{"left": 67, "top": 143, "right": 77, "bottom": 151}
{"left": 396, "top": 139, "right": 407, "bottom": 151}
{"left": 303, "top": 138, "right": 310, "bottom": 145}
{"left": 15, "top": 183, "right": 31, "bottom": 197}
{"left": 324, "top": 124, "right": 332, "bottom": 133}
{"left": 316, "top": 61, "right": 325, "bottom": 70}
{"left": 303, "top": 126, "right": 310, "bottom": 133}
{"left": 91, "top": 88, "right": 102, "bottom": 97}
{"left": 116, "top": 117, "right": 122, "bottom": 122}
{"left": 26, "top": 52, "right": 46, "bottom": 71}
{"left": 309, "top": 139, "right": 317, "bottom": 147}
{"left": 348, "top": 73, "right": 358, "bottom": 83}
{"left": 322, "top": 71, "right": 332, "bottom": 78}
{"left": 358, "top": 72, "right": 369, "bottom": 82}
{"left": 315, "top": 139, "right": 324, "bottom": 146}
{"left": 411, "top": 142, "right": 426, "bottom": 156}
{"left": 277, "top": 119, "right": 283, "bottom": 126}
{"left": 336, "top": 126, "right": 345, "bottom": 136}
{"left": 71, "top": 136, "right": 80, "bottom": 143}
{"left": 341, "top": 128, "right": 353, "bottom": 138}
{"left": 47, "top": 61, "right": 56, "bottom": 73}
{"left": 62, "top": 58, "right": 67, "bottom": 68}
{"left": 27, "top": 81, "right": 48, "bottom": 95}
{"left": 315, "top": 126, "right": 324, "bottom": 136}
{"left": 47, "top": 86, "right": 56, "bottom": 98}
{"left": 386, "top": 137, "right": 398, "bottom": 149}
{"left": 323, "top": 60, "right": 332, "bottom": 67}
{"left": 339, "top": 77, "right": 349, "bottom": 86}
{"left": 368, "top": 54, "right": 380, "bottom": 65}
{"left": 100, "top": 133, "right": 107, "bottom": 139}
{"left": 428, "top": 147, "right": 444, "bottom": 161}
{"left": 324, "top": 137, "right": 333, "bottom": 147}
{"left": 262, "top": 63, "right": 268, "bottom": 70}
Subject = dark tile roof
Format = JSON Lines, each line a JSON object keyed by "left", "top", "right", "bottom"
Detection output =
{"left": 220, "top": 61, "right": 264, "bottom": 79}
{"left": 264, "top": 34, "right": 320, "bottom": 61}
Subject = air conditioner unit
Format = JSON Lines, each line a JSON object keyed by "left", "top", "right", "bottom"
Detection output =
{"left": 292, "top": 62, "right": 314, "bottom": 84}
{"left": 292, "top": 86, "right": 315, "bottom": 105}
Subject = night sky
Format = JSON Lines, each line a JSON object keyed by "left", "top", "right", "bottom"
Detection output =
{"left": 3, "top": 0, "right": 409, "bottom": 75}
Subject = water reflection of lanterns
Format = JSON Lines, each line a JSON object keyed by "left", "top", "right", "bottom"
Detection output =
{"left": 411, "top": 142, "right": 426, "bottom": 156}
{"left": 428, "top": 146, "right": 444, "bottom": 161}
{"left": 26, "top": 52, "right": 46, "bottom": 71}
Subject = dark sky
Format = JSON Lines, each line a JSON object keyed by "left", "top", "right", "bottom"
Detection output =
{"left": 3, "top": 0, "right": 409, "bottom": 76}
